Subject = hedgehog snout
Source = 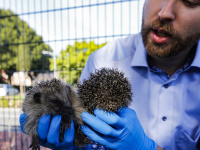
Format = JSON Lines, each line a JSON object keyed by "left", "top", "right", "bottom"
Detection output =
{"left": 68, "top": 109, "right": 73, "bottom": 115}
{"left": 58, "top": 106, "right": 74, "bottom": 116}
{"left": 65, "top": 107, "right": 74, "bottom": 115}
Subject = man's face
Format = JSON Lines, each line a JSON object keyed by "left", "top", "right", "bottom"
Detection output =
{"left": 142, "top": 0, "right": 200, "bottom": 58}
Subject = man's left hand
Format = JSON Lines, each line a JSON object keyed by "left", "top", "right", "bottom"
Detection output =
{"left": 81, "top": 107, "right": 157, "bottom": 150}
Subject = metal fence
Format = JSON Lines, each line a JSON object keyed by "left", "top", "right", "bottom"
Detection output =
{"left": 0, "top": 0, "right": 143, "bottom": 149}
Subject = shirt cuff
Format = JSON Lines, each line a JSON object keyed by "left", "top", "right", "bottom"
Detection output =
{"left": 69, "top": 144, "right": 92, "bottom": 150}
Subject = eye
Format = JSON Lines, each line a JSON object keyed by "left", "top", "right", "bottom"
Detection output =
{"left": 183, "top": 0, "right": 198, "bottom": 7}
{"left": 51, "top": 99, "right": 58, "bottom": 103}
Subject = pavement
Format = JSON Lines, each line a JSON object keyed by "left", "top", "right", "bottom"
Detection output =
{"left": 0, "top": 108, "right": 50, "bottom": 150}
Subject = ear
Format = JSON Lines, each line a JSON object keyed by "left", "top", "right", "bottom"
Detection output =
{"left": 66, "top": 85, "right": 71, "bottom": 93}
{"left": 50, "top": 78, "right": 62, "bottom": 92}
{"left": 33, "top": 92, "right": 41, "bottom": 103}
{"left": 65, "top": 85, "right": 72, "bottom": 104}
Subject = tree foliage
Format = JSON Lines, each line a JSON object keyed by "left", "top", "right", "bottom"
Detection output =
{"left": 49, "top": 40, "right": 107, "bottom": 84}
{"left": 0, "top": 9, "right": 52, "bottom": 73}
{"left": 0, "top": 9, "right": 107, "bottom": 85}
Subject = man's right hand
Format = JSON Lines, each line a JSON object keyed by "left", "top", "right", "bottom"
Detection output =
{"left": 19, "top": 114, "right": 75, "bottom": 150}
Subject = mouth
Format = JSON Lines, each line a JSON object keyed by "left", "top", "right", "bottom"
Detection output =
{"left": 150, "top": 27, "right": 172, "bottom": 44}
{"left": 152, "top": 27, "right": 172, "bottom": 37}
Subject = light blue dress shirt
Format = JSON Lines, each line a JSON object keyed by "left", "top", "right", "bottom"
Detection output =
{"left": 80, "top": 33, "right": 200, "bottom": 150}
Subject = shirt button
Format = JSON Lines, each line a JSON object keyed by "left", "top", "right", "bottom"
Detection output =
{"left": 162, "top": 116, "right": 167, "bottom": 121}
{"left": 164, "top": 84, "right": 169, "bottom": 88}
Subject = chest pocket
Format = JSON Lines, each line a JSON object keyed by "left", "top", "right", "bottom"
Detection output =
{"left": 175, "top": 130, "right": 200, "bottom": 150}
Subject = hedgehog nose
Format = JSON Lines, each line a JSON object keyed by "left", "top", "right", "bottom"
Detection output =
{"left": 66, "top": 109, "right": 73, "bottom": 115}
{"left": 69, "top": 109, "right": 73, "bottom": 115}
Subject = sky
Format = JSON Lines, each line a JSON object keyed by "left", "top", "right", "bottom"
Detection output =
{"left": 0, "top": 0, "right": 145, "bottom": 55}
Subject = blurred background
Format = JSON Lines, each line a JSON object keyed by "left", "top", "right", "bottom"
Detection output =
{"left": 0, "top": 0, "right": 144, "bottom": 149}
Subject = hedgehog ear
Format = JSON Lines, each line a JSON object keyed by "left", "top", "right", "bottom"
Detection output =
{"left": 65, "top": 85, "right": 73, "bottom": 105}
{"left": 66, "top": 85, "right": 71, "bottom": 93}
{"left": 33, "top": 92, "right": 41, "bottom": 103}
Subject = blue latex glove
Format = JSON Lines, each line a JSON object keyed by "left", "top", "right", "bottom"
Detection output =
{"left": 81, "top": 107, "right": 157, "bottom": 150}
{"left": 19, "top": 113, "right": 91, "bottom": 150}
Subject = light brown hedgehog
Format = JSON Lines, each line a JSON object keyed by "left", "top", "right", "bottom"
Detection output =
{"left": 77, "top": 67, "right": 133, "bottom": 114}
{"left": 22, "top": 78, "right": 90, "bottom": 150}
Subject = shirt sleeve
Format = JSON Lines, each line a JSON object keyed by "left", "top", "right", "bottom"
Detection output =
{"left": 90, "top": 141, "right": 108, "bottom": 150}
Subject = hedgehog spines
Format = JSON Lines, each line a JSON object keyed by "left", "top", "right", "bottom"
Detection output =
{"left": 77, "top": 67, "right": 133, "bottom": 114}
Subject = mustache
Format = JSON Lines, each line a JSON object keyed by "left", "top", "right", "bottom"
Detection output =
{"left": 144, "top": 19, "right": 179, "bottom": 37}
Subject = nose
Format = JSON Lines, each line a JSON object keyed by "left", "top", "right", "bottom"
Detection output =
{"left": 69, "top": 109, "right": 73, "bottom": 115}
{"left": 158, "top": 0, "right": 176, "bottom": 22}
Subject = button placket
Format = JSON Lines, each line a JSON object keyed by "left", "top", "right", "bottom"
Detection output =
{"left": 157, "top": 83, "right": 173, "bottom": 146}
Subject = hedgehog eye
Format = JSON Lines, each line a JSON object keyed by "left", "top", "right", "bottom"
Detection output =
{"left": 51, "top": 100, "right": 58, "bottom": 103}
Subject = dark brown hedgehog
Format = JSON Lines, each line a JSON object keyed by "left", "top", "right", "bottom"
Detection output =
{"left": 22, "top": 78, "right": 90, "bottom": 150}
{"left": 77, "top": 68, "right": 133, "bottom": 114}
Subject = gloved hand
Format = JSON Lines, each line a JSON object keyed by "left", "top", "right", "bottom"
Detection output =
{"left": 81, "top": 107, "right": 157, "bottom": 150}
{"left": 20, "top": 114, "right": 91, "bottom": 150}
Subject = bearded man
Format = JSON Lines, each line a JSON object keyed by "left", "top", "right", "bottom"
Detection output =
{"left": 20, "top": 0, "right": 200, "bottom": 149}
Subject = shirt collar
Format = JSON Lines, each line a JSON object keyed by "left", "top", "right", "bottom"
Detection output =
{"left": 131, "top": 36, "right": 148, "bottom": 67}
{"left": 190, "top": 40, "right": 200, "bottom": 68}
{"left": 131, "top": 37, "right": 200, "bottom": 69}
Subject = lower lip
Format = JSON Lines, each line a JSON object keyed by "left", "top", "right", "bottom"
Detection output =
{"left": 151, "top": 30, "right": 170, "bottom": 44}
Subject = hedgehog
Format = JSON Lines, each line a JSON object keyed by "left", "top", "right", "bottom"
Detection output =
{"left": 77, "top": 67, "right": 133, "bottom": 115}
{"left": 22, "top": 78, "right": 90, "bottom": 150}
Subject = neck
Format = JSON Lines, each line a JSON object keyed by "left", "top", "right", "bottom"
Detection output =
{"left": 149, "top": 44, "right": 196, "bottom": 77}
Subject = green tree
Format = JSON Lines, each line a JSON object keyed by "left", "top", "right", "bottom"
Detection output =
{"left": 0, "top": 9, "right": 52, "bottom": 83}
{"left": 50, "top": 40, "right": 107, "bottom": 84}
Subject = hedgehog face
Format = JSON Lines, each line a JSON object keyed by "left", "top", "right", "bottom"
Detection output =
{"left": 34, "top": 93, "right": 71, "bottom": 115}
{"left": 24, "top": 78, "right": 74, "bottom": 116}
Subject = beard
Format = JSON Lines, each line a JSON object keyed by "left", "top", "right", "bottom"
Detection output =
{"left": 141, "top": 19, "right": 200, "bottom": 58}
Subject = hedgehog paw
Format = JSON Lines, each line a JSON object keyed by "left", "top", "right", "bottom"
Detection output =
{"left": 30, "top": 135, "right": 40, "bottom": 150}
{"left": 29, "top": 142, "right": 40, "bottom": 150}
{"left": 59, "top": 122, "right": 71, "bottom": 142}
{"left": 59, "top": 115, "right": 73, "bottom": 142}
